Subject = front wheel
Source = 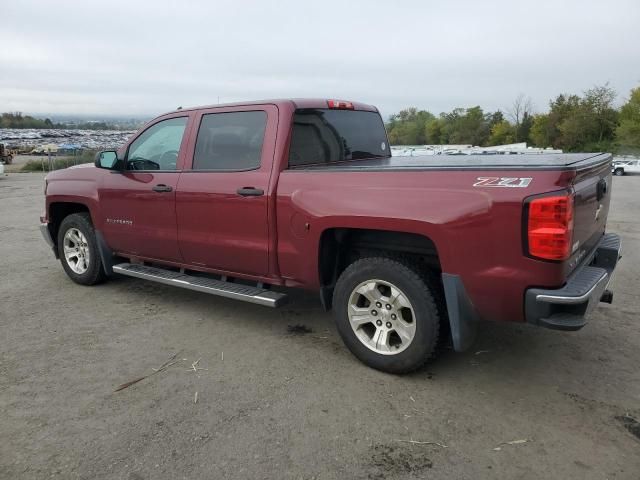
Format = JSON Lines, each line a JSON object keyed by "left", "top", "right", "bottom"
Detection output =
{"left": 614, "top": 168, "right": 624, "bottom": 176}
{"left": 332, "top": 257, "right": 441, "bottom": 374}
{"left": 57, "top": 212, "right": 106, "bottom": 285}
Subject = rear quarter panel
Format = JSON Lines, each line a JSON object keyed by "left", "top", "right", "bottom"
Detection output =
{"left": 276, "top": 169, "right": 575, "bottom": 323}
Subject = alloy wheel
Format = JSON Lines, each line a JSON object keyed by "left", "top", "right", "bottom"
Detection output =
{"left": 347, "top": 279, "right": 416, "bottom": 355}
{"left": 63, "top": 228, "right": 90, "bottom": 274}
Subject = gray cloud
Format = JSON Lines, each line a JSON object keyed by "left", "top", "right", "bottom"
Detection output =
{"left": 1, "top": 0, "right": 639, "bottom": 118}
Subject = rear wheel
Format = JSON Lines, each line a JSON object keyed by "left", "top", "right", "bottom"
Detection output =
{"left": 57, "top": 213, "right": 106, "bottom": 285}
{"left": 332, "top": 257, "right": 441, "bottom": 374}
{"left": 614, "top": 168, "right": 624, "bottom": 176}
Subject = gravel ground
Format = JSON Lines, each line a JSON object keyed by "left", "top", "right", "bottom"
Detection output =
{"left": 0, "top": 172, "right": 639, "bottom": 480}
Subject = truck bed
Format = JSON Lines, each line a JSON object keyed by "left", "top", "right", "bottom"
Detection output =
{"left": 290, "top": 152, "right": 612, "bottom": 171}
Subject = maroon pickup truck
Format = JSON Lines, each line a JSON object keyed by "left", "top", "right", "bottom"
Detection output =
{"left": 40, "top": 99, "right": 621, "bottom": 373}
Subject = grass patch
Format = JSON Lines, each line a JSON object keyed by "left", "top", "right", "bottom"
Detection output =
{"left": 21, "top": 151, "right": 97, "bottom": 172}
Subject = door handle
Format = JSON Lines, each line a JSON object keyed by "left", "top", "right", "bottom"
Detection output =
{"left": 152, "top": 184, "right": 173, "bottom": 192}
{"left": 237, "top": 187, "right": 264, "bottom": 197}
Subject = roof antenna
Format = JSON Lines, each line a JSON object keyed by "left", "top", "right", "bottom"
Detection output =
{"left": 177, "top": 106, "right": 183, "bottom": 110}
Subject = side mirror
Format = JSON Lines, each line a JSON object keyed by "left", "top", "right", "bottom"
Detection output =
{"left": 95, "top": 150, "right": 119, "bottom": 170}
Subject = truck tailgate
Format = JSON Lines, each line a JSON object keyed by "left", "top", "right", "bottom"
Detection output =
{"left": 568, "top": 154, "right": 613, "bottom": 275}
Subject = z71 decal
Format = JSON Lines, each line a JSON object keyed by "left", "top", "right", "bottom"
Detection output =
{"left": 473, "top": 177, "right": 532, "bottom": 188}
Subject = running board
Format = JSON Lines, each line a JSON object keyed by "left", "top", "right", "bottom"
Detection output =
{"left": 112, "top": 263, "right": 288, "bottom": 308}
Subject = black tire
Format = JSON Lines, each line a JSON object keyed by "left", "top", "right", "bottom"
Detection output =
{"left": 57, "top": 212, "right": 106, "bottom": 286}
{"left": 332, "top": 257, "right": 441, "bottom": 374}
{"left": 614, "top": 168, "right": 624, "bottom": 176}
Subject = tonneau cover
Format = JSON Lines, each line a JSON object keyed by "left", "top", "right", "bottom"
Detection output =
{"left": 291, "top": 152, "right": 612, "bottom": 171}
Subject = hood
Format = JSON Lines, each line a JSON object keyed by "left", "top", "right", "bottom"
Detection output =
{"left": 69, "top": 162, "right": 95, "bottom": 169}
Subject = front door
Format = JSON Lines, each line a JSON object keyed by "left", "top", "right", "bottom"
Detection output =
{"left": 176, "top": 106, "right": 277, "bottom": 276}
{"left": 98, "top": 115, "right": 190, "bottom": 261}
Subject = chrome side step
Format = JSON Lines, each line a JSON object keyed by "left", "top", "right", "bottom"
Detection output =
{"left": 112, "top": 263, "right": 288, "bottom": 308}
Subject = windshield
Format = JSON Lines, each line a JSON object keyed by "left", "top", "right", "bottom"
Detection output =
{"left": 288, "top": 109, "right": 390, "bottom": 167}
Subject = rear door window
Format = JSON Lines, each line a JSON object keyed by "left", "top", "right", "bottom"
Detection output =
{"left": 193, "top": 111, "right": 267, "bottom": 171}
{"left": 288, "top": 109, "right": 390, "bottom": 167}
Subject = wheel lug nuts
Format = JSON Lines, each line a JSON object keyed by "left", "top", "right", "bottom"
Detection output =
{"left": 376, "top": 320, "right": 382, "bottom": 326}
{"left": 371, "top": 310, "right": 378, "bottom": 316}
{"left": 386, "top": 322, "right": 392, "bottom": 328}
{"left": 375, "top": 302, "right": 382, "bottom": 308}
{"left": 391, "top": 314, "right": 397, "bottom": 320}
{"left": 386, "top": 304, "right": 392, "bottom": 310}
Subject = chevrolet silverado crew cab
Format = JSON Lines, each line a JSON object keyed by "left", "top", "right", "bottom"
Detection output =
{"left": 40, "top": 99, "right": 621, "bottom": 373}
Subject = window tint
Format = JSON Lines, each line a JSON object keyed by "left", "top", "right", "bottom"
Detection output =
{"left": 193, "top": 111, "right": 267, "bottom": 170}
{"left": 288, "top": 109, "right": 390, "bottom": 167}
{"left": 126, "top": 117, "right": 187, "bottom": 171}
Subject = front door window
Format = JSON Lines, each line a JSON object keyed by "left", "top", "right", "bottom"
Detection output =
{"left": 127, "top": 117, "right": 188, "bottom": 171}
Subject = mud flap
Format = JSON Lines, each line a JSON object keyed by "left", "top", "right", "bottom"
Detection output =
{"left": 95, "top": 230, "right": 116, "bottom": 277}
{"left": 442, "top": 273, "right": 479, "bottom": 352}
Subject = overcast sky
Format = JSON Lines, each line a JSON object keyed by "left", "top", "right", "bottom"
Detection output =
{"left": 1, "top": 0, "right": 639, "bottom": 119}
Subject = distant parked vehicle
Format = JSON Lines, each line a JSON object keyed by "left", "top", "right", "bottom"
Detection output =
{"left": 29, "top": 144, "right": 59, "bottom": 156}
{"left": 0, "top": 143, "right": 13, "bottom": 164}
{"left": 612, "top": 158, "right": 640, "bottom": 176}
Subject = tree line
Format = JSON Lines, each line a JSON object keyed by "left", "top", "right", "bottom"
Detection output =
{"left": 386, "top": 84, "right": 640, "bottom": 154}
{"left": 0, "top": 112, "right": 118, "bottom": 131}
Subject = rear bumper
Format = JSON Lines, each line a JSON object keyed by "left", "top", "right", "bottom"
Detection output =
{"left": 525, "top": 233, "right": 621, "bottom": 330}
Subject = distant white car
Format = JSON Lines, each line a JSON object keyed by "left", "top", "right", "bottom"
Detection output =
{"left": 612, "top": 159, "right": 640, "bottom": 176}
{"left": 0, "top": 162, "right": 5, "bottom": 176}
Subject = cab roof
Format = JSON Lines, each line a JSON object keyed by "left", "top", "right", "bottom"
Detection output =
{"left": 167, "top": 98, "right": 379, "bottom": 115}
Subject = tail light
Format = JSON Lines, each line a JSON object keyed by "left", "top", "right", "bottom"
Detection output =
{"left": 327, "top": 99, "right": 354, "bottom": 110}
{"left": 526, "top": 192, "right": 574, "bottom": 261}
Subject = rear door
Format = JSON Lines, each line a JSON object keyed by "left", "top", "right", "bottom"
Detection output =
{"left": 98, "top": 115, "right": 191, "bottom": 261}
{"left": 175, "top": 105, "right": 277, "bottom": 276}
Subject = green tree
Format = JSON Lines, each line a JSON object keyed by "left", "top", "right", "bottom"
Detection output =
{"left": 556, "top": 85, "right": 617, "bottom": 152}
{"left": 546, "top": 94, "right": 581, "bottom": 149}
{"left": 424, "top": 118, "right": 444, "bottom": 144}
{"left": 386, "top": 108, "right": 435, "bottom": 145}
{"left": 584, "top": 84, "right": 618, "bottom": 144}
{"left": 615, "top": 87, "right": 640, "bottom": 153}
{"left": 517, "top": 111, "right": 534, "bottom": 144}
{"left": 442, "top": 106, "right": 490, "bottom": 145}
{"left": 488, "top": 120, "right": 515, "bottom": 145}
{"left": 530, "top": 114, "right": 551, "bottom": 147}
{"left": 533, "top": 85, "right": 618, "bottom": 152}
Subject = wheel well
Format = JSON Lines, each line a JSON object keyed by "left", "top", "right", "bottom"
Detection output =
{"left": 318, "top": 228, "right": 442, "bottom": 308}
{"left": 48, "top": 202, "right": 91, "bottom": 245}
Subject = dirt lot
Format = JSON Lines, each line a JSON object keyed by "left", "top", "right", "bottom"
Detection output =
{"left": 1, "top": 172, "right": 638, "bottom": 479}
{"left": 2, "top": 155, "right": 42, "bottom": 173}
